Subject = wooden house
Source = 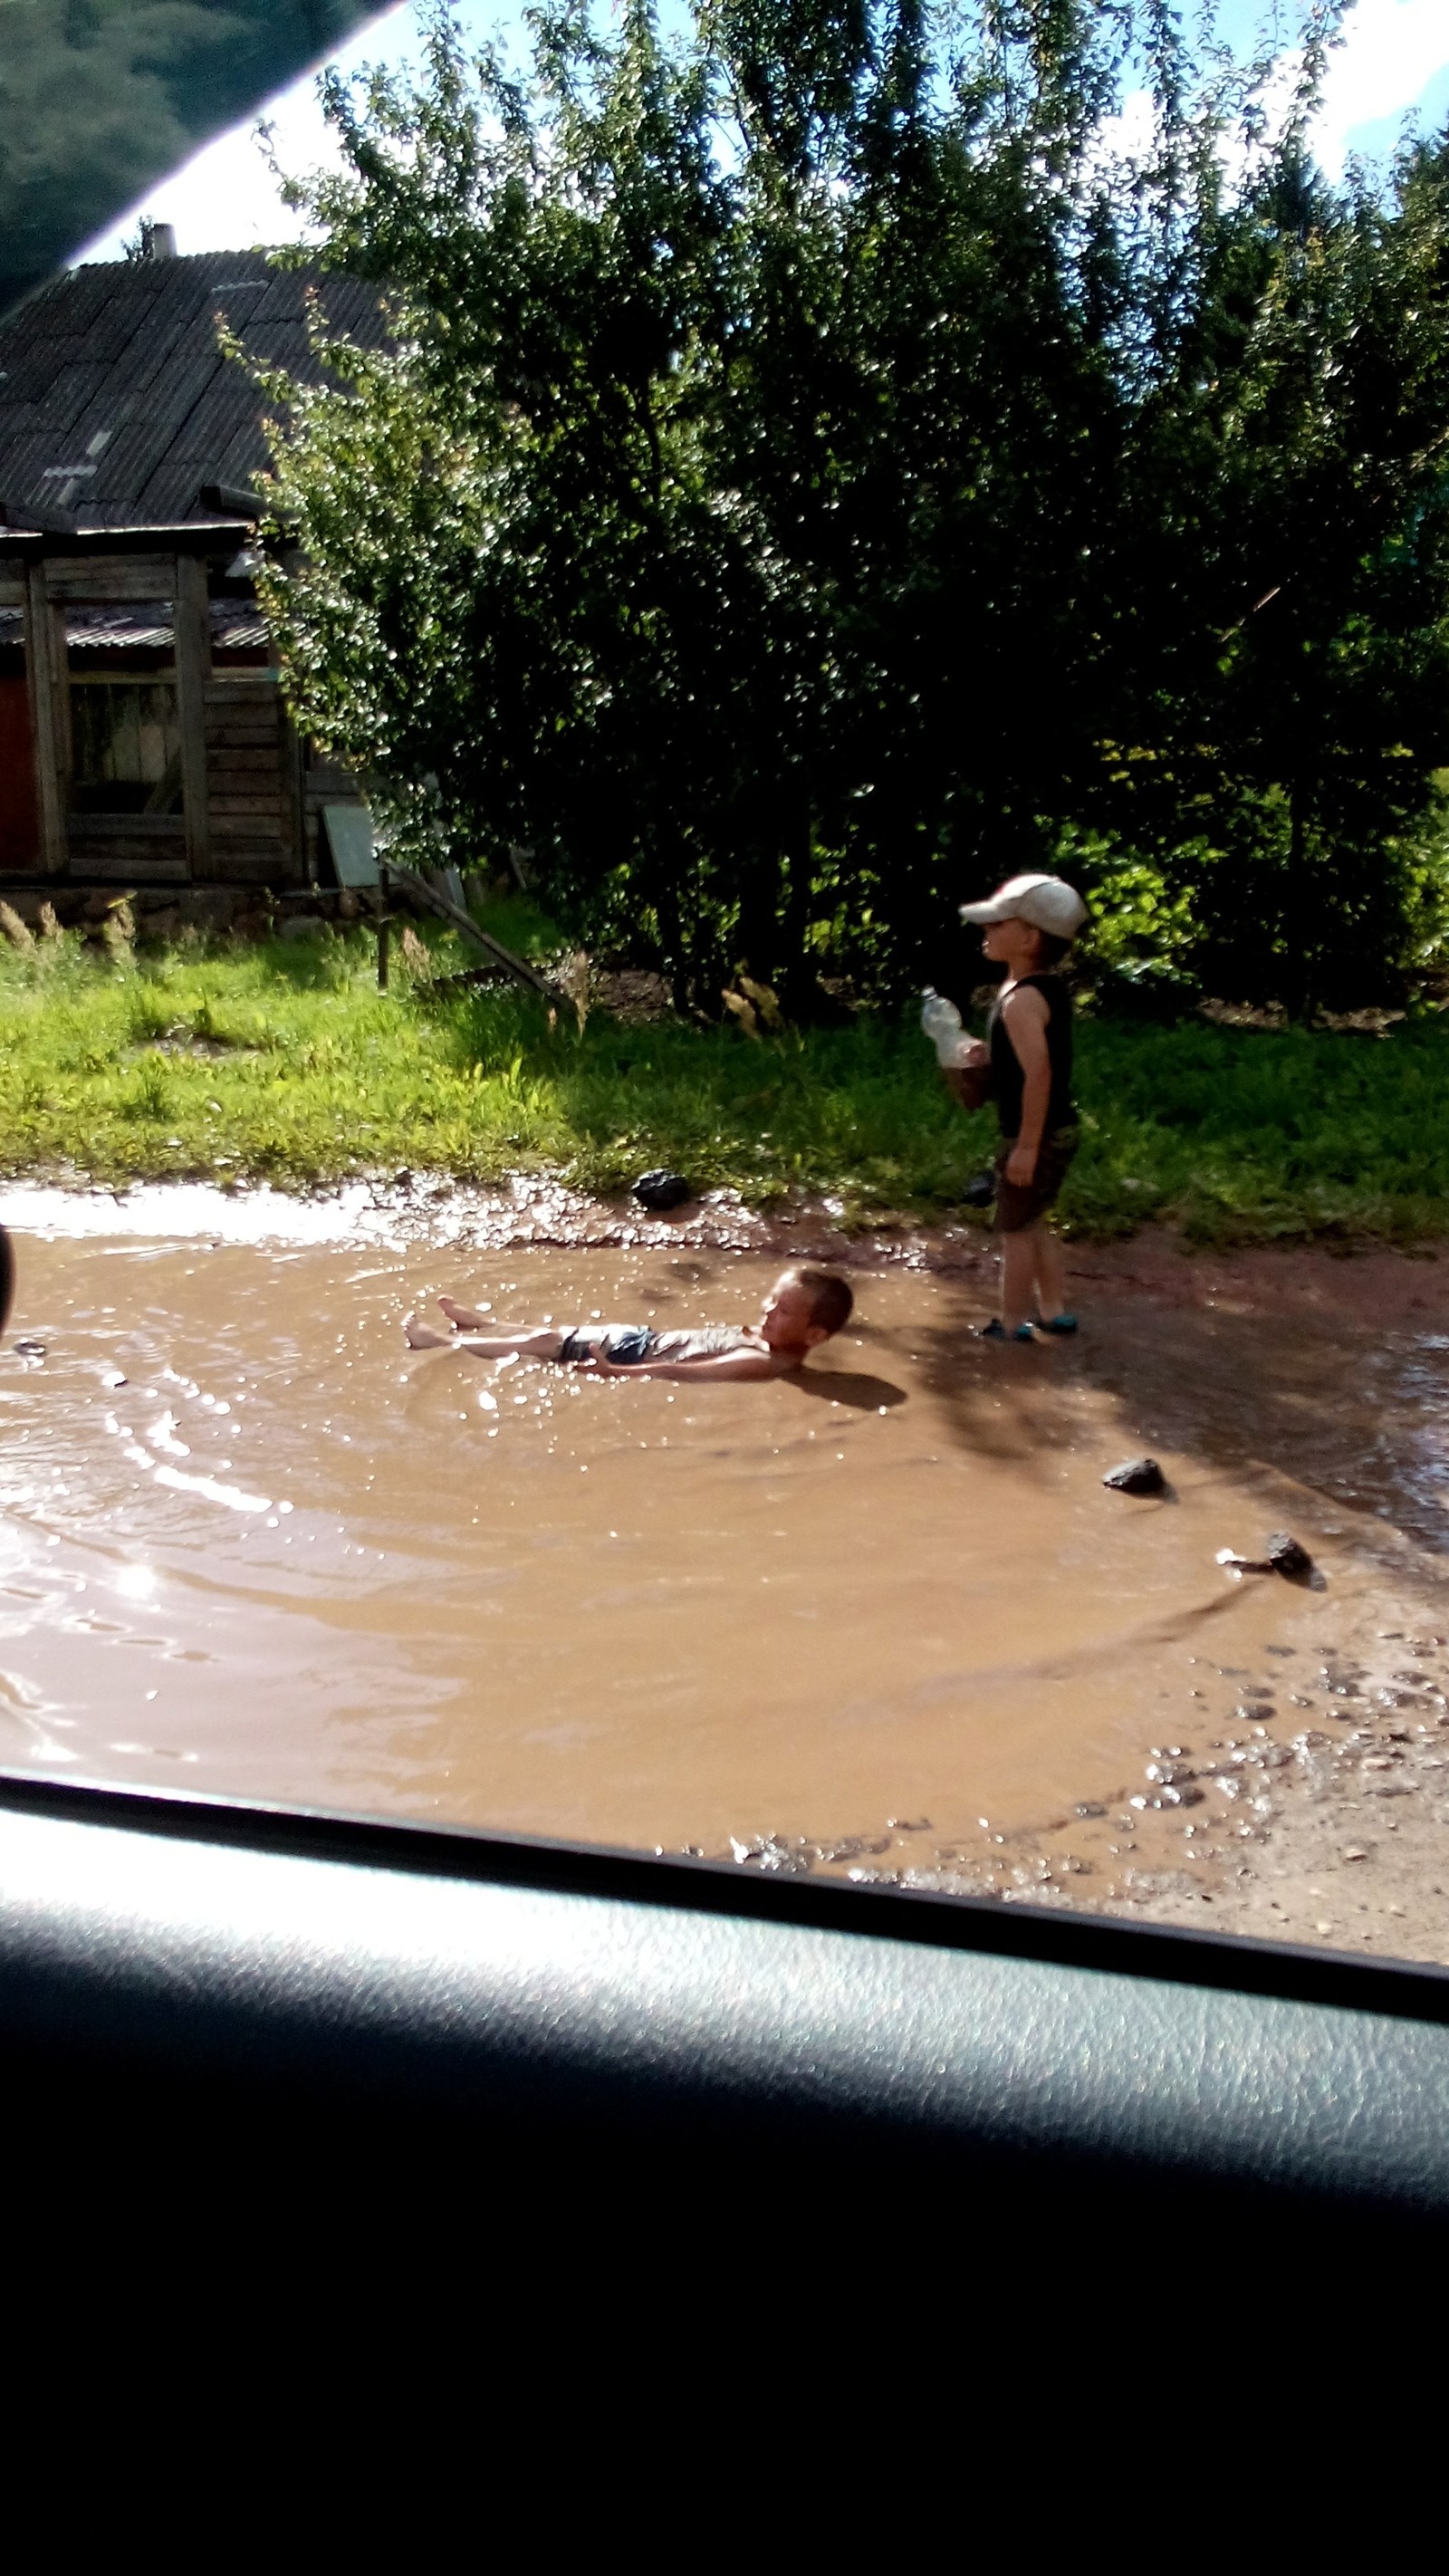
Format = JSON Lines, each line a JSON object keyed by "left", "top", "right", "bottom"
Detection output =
{"left": 0, "top": 241, "right": 386, "bottom": 909}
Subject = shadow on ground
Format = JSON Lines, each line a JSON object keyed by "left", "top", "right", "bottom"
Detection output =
{"left": 860, "top": 1281, "right": 1449, "bottom": 1550}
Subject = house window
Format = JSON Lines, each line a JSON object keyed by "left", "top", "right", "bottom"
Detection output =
{"left": 69, "top": 677, "right": 183, "bottom": 814}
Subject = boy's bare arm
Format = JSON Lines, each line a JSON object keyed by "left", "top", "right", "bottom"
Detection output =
{"left": 448, "top": 1328, "right": 564, "bottom": 1359}
{"left": 586, "top": 1349, "right": 792, "bottom": 1382}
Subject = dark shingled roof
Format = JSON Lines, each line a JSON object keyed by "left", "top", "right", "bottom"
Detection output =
{"left": 0, "top": 252, "right": 389, "bottom": 531}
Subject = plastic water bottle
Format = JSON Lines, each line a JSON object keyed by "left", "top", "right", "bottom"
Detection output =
{"left": 921, "top": 988, "right": 971, "bottom": 1068}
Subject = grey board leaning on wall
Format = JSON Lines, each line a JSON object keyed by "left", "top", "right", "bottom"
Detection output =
{"left": 0, "top": 0, "right": 389, "bottom": 319}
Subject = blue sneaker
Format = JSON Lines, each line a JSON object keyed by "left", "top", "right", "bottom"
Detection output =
{"left": 1038, "top": 1312, "right": 1078, "bottom": 1335}
{"left": 979, "top": 1318, "right": 1036, "bottom": 1342}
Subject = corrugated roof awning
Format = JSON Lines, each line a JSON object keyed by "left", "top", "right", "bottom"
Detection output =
{"left": 0, "top": 601, "right": 271, "bottom": 651}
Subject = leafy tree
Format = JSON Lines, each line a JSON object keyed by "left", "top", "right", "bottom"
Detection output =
{"left": 259, "top": 5, "right": 769, "bottom": 1003}
{"left": 1094, "top": 126, "right": 1449, "bottom": 1004}
{"left": 254, "top": 0, "right": 1449, "bottom": 1011}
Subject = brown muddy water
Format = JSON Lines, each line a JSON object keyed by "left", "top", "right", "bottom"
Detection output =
{"left": 5, "top": 1187, "right": 1448, "bottom": 1902}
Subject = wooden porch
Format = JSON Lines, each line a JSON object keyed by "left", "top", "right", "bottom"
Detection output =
{"left": 0, "top": 524, "right": 338, "bottom": 894}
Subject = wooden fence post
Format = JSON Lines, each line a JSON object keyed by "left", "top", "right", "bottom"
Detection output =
{"left": 174, "top": 552, "right": 211, "bottom": 876}
{"left": 23, "top": 562, "right": 69, "bottom": 874}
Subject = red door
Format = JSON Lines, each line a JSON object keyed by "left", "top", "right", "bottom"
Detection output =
{"left": 0, "top": 676, "right": 40, "bottom": 869}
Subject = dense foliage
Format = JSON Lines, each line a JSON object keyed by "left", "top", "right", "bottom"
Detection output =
{"left": 254, "top": 0, "right": 1449, "bottom": 1011}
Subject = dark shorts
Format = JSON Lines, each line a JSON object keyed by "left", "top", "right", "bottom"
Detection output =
{"left": 994, "top": 1127, "right": 1078, "bottom": 1233}
{"left": 556, "top": 1325, "right": 656, "bottom": 1367}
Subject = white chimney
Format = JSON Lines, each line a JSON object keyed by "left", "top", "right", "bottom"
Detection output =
{"left": 144, "top": 221, "right": 178, "bottom": 260}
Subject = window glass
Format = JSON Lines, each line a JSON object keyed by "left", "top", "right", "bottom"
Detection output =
{"left": 70, "top": 679, "right": 183, "bottom": 814}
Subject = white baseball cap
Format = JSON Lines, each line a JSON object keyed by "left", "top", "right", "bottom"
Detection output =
{"left": 959, "top": 872, "right": 1087, "bottom": 937}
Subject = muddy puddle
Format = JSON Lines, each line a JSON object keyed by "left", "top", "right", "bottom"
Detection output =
{"left": 5, "top": 1191, "right": 1449, "bottom": 1935}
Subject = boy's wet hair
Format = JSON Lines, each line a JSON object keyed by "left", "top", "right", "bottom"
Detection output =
{"left": 792, "top": 1268, "right": 853, "bottom": 1336}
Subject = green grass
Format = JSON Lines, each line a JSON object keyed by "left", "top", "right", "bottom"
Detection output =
{"left": 4, "top": 914, "right": 1449, "bottom": 1242}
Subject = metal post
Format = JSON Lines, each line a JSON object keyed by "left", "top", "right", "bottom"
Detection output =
{"left": 378, "top": 864, "right": 390, "bottom": 991}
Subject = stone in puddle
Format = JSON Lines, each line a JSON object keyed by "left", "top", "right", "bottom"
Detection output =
{"left": 1216, "top": 1531, "right": 1316, "bottom": 1580}
{"left": 1103, "top": 1456, "right": 1166, "bottom": 1495}
{"left": 13, "top": 1337, "right": 45, "bottom": 1360}
{"left": 632, "top": 1168, "right": 692, "bottom": 1212}
{"left": 1265, "top": 1531, "right": 1314, "bottom": 1579}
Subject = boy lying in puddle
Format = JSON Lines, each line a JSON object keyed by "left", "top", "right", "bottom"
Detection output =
{"left": 404, "top": 1265, "right": 853, "bottom": 1380}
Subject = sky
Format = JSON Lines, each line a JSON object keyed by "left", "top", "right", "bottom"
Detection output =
{"left": 75, "top": 0, "right": 1449, "bottom": 264}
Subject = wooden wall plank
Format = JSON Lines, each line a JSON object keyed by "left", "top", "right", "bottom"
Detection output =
{"left": 69, "top": 862, "right": 190, "bottom": 885}
{"left": 201, "top": 672, "right": 307, "bottom": 885}
{"left": 45, "top": 556, "right": 179, "bottom": 602}
{"left": 69, "top": 814, "right": 186, "bottom": 840}
{"left": 277, "top": 692, "right": 304, "bottom": 880}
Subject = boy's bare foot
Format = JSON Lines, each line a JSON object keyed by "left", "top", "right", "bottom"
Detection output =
{"left": 439, "top": 1296, "right": 489, "bottom": 1330}
{"left": 403, "top": 1311, "right": 453, "bottom": 1349}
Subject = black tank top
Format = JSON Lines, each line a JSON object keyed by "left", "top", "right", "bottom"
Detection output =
{"left": 988, "top": 974, "right": 1074, "bottom": 1139}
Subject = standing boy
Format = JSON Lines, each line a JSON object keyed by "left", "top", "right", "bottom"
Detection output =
{"left": 950, "top": 872, "right": 1087, "bottom": 1341}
